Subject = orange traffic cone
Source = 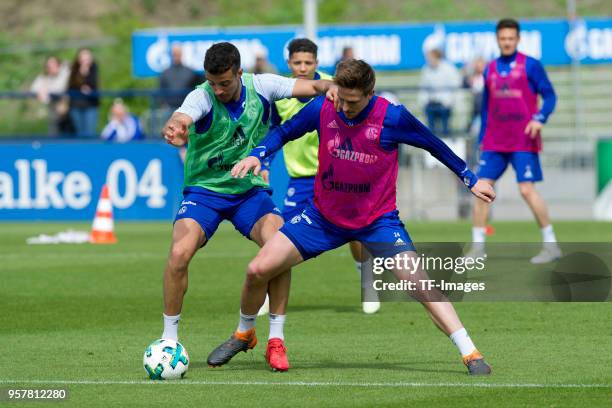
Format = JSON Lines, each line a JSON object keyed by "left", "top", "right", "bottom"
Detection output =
{"left": 90, "top": 184, "right": 117, "bottom": 244}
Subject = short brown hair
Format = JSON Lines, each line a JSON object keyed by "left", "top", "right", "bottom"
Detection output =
{"left": 334, "top": 59, "right": 375, "bottom": 95}
{"left": 496, "top": 18, "right": 520, "bottom": 34}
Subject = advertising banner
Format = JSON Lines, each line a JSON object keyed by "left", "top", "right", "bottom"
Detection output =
{"left": 132, "top": 18, "right": 612, "bottom": 78}
{"left": 0, "top": 142, "right": 184, "bottom": 220}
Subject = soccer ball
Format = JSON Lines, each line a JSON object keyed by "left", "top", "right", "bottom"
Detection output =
{"left": 143, "top": 339, "right": 189, "bottom": 380}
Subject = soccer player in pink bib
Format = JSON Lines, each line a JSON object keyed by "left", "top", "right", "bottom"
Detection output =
{"left": 208, "top": 59, "right": 496, "bottom": 375}
{"left": 467, "top": 18, "right": 561, "bottom": 263}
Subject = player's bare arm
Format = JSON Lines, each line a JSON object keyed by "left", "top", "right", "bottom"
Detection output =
{"left": 471, "top": 179, "right": 496, "bottom": 203}
{"left": 231, "top": 156, "right": 262, "bottom": 179}
{"left": 524, "top": 119, "right": 544, "bottom": 138}
{"left": 293, "top": 78, "right": 339, "bottom": 108}
{"left": 161, "top": 112, "right": 192, "bottom": 147}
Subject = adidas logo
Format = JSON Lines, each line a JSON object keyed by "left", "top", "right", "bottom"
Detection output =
{"left": 327, "top": 120, "right": 339, "bottom": 129}
{"left": 301, "top": 213, "right": 313, "bottom": 225}
{"left": 394, "top": 238, "right": 406, "bottom": 247}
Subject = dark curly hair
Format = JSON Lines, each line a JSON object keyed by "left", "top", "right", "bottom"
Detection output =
{"left": 204, "top": 42, "right": 241, "bottom": 74}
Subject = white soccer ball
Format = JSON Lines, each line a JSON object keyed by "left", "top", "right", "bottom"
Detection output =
{"left": 143, "top": 339, "right": 189, "bottom": 380}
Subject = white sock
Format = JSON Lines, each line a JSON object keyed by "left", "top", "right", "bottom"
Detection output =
{"left": 472, "top": 227, "right": 486, "bottom": 243}
{"left": 268, "top": 314, "right": 286, "bottom": 340}
{"left": 450, "top": 327, "right": 476, "bottom": 357}
{"left": 162, "top": 313, "right": 180, "bottom": 341}
{"left": 541, "top": 225, "right": 557, "bottom": 243}
{"left": 237, "top": 311, "right": 257, "bottom": 333}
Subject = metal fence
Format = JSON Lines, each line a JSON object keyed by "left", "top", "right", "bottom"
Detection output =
{"left": 1, "top": 64, "right": 610, "bottom": 221}
{"left": 379, "top": 65, "right": 612, "bottom": 221}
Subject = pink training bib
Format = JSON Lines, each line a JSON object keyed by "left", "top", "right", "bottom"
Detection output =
{"left": 482, "top": 52, "right": 541, "bottom": 152}
{"left": 314, "top": 97, "right": 398, "bottom": 229}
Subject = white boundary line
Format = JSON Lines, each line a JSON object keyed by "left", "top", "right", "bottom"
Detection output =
{"left": 0, "top": 380, "right": 609, "bottom": 388}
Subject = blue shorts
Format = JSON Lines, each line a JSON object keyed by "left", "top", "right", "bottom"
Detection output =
{"left": 282, "top": 176, "right": 315, "bottom": 221}
{"left": 280, "top": 202, "right": 415, "bottom": 261}
{"left": 477, "top": 151, "right": 543, "bottom": 182}
{"left": 174, "top": 186, "right": 281, "bottom": 241}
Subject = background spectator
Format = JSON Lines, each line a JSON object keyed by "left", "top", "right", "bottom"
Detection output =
{"left": 29, "top": 55, "right": 72, "bottom": 136}
{"left": 378, "top": 90, "right": 400, "bottom": 105}
{"left": 335, "top": 46, "right": 354, "bottom": 72}
{"left": 417, "top": 48, "right": 461, "bottom": 136}
{"left": 463, "top": 56, "right": 486, "bottom": 135}
{"left": 159, "top": 44, "right": 201, "bottom": 111}
{"left": 100, "top": 98, "right": 145, "bottom": 143}
{"left": 250, "top": 50, "right": 278, "bottom": 74}
{"left": 68, "top": 48, "right": 99, "bottom": 138}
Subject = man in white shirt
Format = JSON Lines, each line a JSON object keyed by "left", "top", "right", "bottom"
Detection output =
{"left": 418, "top": 48, "right": 461, "bottom": 136}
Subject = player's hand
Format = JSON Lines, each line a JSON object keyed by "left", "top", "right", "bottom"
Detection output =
{"left": 326, "top": 85, "right": 340, "bottom": 111}
{"left": 524, "top": 120, "right": 543, "bottom": 139}
{"left": 470, "top": 180, "right": 496, "bottom": 203}
{"left": 259, "top": 169, "right": 270, "bottom": 184}
{"left": 162, "top": 121, "right": 188, "bottom": 147}
{"left": 231, "top": 156, "right": 262, "bottom": 178}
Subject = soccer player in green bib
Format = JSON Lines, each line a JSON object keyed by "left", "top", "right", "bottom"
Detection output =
{"left": 266, "top": 39, "right": 381, "bottom": 315}
{"left": 160, "top": 42, "right": 336, "bottom": 372}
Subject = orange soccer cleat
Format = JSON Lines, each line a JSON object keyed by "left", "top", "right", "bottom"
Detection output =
{"left": 207, "top": 328, "right": 257, "bottom": 367}
{"left": 463, "top": 349, "right": 492, "bottom": 375}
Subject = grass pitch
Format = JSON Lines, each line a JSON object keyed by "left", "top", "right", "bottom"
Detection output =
{"left": 1, "top": 220, "right": 611, "bottom": 407}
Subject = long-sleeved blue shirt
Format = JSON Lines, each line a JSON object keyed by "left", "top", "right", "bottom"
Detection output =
{"left": 251, "top": 95, "right": 478, "bottom": 188}
{"left": 479, "top": 52, "right": 557, "bottom": 143}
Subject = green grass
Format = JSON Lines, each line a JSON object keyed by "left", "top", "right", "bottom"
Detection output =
{"left": 1, "top": 221, "right": 611, "bottom": 407}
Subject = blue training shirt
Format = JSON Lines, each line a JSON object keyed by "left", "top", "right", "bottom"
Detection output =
{"left": 252, "top": 95, "right": 478, "bottom": 188}
{"left": 479, "top": 52, "right": 557, "bottom": 143}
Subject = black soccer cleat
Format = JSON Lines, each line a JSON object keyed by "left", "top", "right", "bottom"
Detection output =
{"left": 207, "top": 328, "right": 257, "bottom": 367}
{"left": 463, "top": 350, "right": 492, "bottom": 375}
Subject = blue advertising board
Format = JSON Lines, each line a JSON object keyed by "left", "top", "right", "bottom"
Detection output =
{"left": 0, "top": 142, "right": 184, "bottom": 220}
{"left": 132, "top": 18, "right": 612, "bottom": 78}
{"left": 0, "top": 141, "right": 292, "bottom": 221}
